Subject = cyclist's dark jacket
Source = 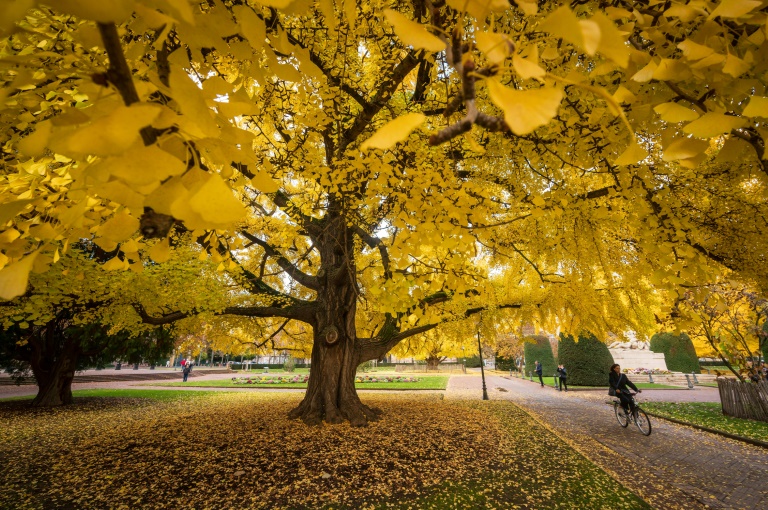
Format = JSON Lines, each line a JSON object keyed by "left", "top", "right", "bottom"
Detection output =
{"left": 609, "top": 372, "right": 638, "bottom": 394}
{"left": 557, "top": 367, "right": 567, "bottom": 378}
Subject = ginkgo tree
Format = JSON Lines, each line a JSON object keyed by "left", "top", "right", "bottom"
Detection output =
{"left": 2, "top": 0, "right": 768, "bottom": 424}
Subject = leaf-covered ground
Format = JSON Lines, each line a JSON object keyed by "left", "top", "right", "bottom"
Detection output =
{"left": 643, "top": 402, "right": 768, "bottom": 442}
{"left": 0, "top": 392, "right": 648, "bottom": 509}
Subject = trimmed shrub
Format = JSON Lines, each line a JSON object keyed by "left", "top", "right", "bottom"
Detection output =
{"left": 557, "top": 332, "right": 615, "bottom": 386}
{"left": 650, "top": 332, "right": 701, "bottom": 373}
{"left": 495, "top": 355, "right": 517, "bottom": 371}
{"left": 523, "top": 335, "right": 557, "bottom": 378}
{"left": 463, "top": 355, "right": 483, "bottom": 368}
{"left": 357, "top": 360, "right": 376, "bottom": 372}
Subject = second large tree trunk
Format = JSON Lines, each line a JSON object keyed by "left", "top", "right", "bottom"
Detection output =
{"left": 29, "top": 331, "right": 80, "bottom": 407}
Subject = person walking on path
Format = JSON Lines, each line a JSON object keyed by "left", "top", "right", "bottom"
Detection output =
{"left": 182, "top": 362, "right": 193, "bottom": 382}
{"left": 609, "top": 363, "right": 640, "bottom": 415}
{"left": 557, "top": 364, "right": 568, "bottom": 392}
{"left": 534, "top": 361, "right": 544, "bottom": 387}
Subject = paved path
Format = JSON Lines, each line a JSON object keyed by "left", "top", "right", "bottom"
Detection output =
{"left": 447, "top": 374, "right": 768, "bottom": 510}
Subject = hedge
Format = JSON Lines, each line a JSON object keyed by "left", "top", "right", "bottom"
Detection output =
{"left": 650, "top": 332, "right": 701, "bottom": 373}
{"left": 229, "top": 363, "right": 309, "bottom": 371}
{"left": 495, "top": 355, "right": 518, "bottom": 371}
{"left": 523, "top": 335, "right": 557, "bottom": 378}
{"left": 557, "top": 332, "right": 615, "bottom": 386}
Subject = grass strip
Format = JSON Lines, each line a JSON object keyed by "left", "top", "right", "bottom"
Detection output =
{"left": 0, "top": 389, "right": 223, "bottom": 402}
{"left": 145, "top": 376, "right": 449, "bottom": 390}
{"left": 643, "top": 402, "right": 768, "bottom": 444}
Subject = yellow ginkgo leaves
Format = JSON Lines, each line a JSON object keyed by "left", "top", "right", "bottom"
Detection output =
{"left": 360, "top": 113, "right": 425, "bottom": 150}
{"left": 384, "top": 10, "right": 444, "bottom": 53}
{"left": 614, "top": 142, "right": 648, "bottom": 166}
{"left": 683, "top": 112, "right": 746, "bottom": 138}
{"left": 538, "top": 7, "right": 629, "bottom": 67}
{"left": 148, "top": 237, "right": 172, "bottom": 263}
{"left": 708, "top": 0, "right": 762, "bottom": 20}
{"left": 145, "top": 171, "right": 246, "bottom": 231}
{"left": 0, "top": 250, "right": 38, "bottom": 300}
{"left": 54, "top": 0, "right": 135, "bottom": 23}
{"left": 486, "top": 81, "right": 563, "bottom": 135}
{"left": 98, "top": 211, "right": 140, "bottom": 243}
{"left": 48, "top": 104, "right": 162, "bottom": 158}
{"left": 88, "top": 145, "right": 186, "bottom": 187}
{"left": 445, "top": 0, "right": 510, "bottom": 21}
{"left": 654, "top": 103, "right": 700, "bottom": 123}
{"left": 476, "top": 32, "right": 514, "bottom": 66}
{"left": 743, "top": 97, "right": 768, "bottom": 118}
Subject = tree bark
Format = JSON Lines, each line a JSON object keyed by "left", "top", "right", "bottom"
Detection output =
{"left": 28, "top": 329, "right": 80, "bottom": 407}
{"left": 287, "top": 211, "right": 382, "bottom": 426}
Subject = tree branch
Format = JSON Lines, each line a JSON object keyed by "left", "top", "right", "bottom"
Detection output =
{"left": 353, "top": 226, "right": 392, "bottom": 280}
{"left": 239, "top": 231, "right": 319, "bottom": 291}
{"left": 339, "top": 50, "right": 423, "bottom": 153}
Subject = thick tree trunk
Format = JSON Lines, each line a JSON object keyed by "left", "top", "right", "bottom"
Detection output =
{"left": 288, "top": 213, "right": 382, "bottom": 426}
{"left": 28, "top": 327, "right": 80, "bottom": 407}
{"left": 288, "top": 332, "right": 381, "bottom": 427}
{"left": 425, "top": 355, "right": 442, "bottom": 371}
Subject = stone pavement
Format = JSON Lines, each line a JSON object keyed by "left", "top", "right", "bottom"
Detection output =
{"left": 446, "top": 374, "right": 768, "bottom": 510}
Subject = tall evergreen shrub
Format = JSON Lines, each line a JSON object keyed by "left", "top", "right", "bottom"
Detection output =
{"left": 649, "top": 332, "right": 701, "bottom": 373}
{"left": 523, "top": 335, "right": 556, "bottom": 377}
{"left": 557, "top": 332, "right": 615, "bottom": 386}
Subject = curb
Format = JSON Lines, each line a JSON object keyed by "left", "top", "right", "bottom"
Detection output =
{"left": 642, "top": 411, "right": 768, "bottom": 450}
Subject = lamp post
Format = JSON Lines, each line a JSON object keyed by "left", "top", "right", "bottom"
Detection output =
{"left": 478, "top": 315, "right": 488, "bottom": 401}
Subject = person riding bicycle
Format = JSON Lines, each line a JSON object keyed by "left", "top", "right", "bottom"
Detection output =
{"left": 609, "top": 364, "right": 641, "bottom": 415}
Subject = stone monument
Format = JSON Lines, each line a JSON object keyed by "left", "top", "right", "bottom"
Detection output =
{"left": 608, "top": 338, "right": 668, "bottom": 371}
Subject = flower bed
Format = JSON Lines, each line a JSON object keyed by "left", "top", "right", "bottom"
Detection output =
{"left": 229, "top": 375, "right": 422, "bottom": 385}
{"left": 231, "top": 376, "right": 309, "bottom": 384}
{"left": 622, "top": 368, "right": 671, "bottom": 375}
{"left": 355, "top": 375, "right": 420, "bottom": 383}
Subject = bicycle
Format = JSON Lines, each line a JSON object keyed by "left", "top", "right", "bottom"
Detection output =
{"left": 613, "top": 392, "right": 652, "bottom": 436}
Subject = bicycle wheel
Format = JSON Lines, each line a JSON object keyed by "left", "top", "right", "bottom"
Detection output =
{"left": 615, "top": 403, "right": 629, "bottom": 427}
{"left": 634, "top": 408, "right": 652, "bottom": 436}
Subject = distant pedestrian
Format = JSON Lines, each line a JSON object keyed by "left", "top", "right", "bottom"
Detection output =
{"left": 181, "top": 358, "right": 187, "bottom": 368}
{"left": 534, "top": 361, "right": 543, "bottom": 387}
{"left": 557, "top": 364, "right": 568, "bottom": 392}
{"left": 182, "top": 362, "right": 192, "bottom": 382}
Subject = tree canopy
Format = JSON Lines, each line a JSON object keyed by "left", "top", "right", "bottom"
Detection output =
{"left": 2, "top": 0, "right": 768, "bottom": 422}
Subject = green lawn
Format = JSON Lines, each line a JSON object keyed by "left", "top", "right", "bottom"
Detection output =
{"left": 0, "top": 389, "right": 222, "bottom": 402}
{"left": 634, "top": 383, "right": 685, "bottom": 389}
{"left": 643, "top": 402, "right": 768, "bottom": 443}
{"left": 146, "top": 375, "right": 449, "bottom": 390}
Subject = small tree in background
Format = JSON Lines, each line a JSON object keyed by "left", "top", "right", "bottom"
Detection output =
{"left": 557, "top": 333, "right": 615, "bottom": 386}
{"left": 650, "top": 332, "right": 701, "bottom": 374}
{"left": 523, "top": 335, "right": 557, "bottom": 378}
